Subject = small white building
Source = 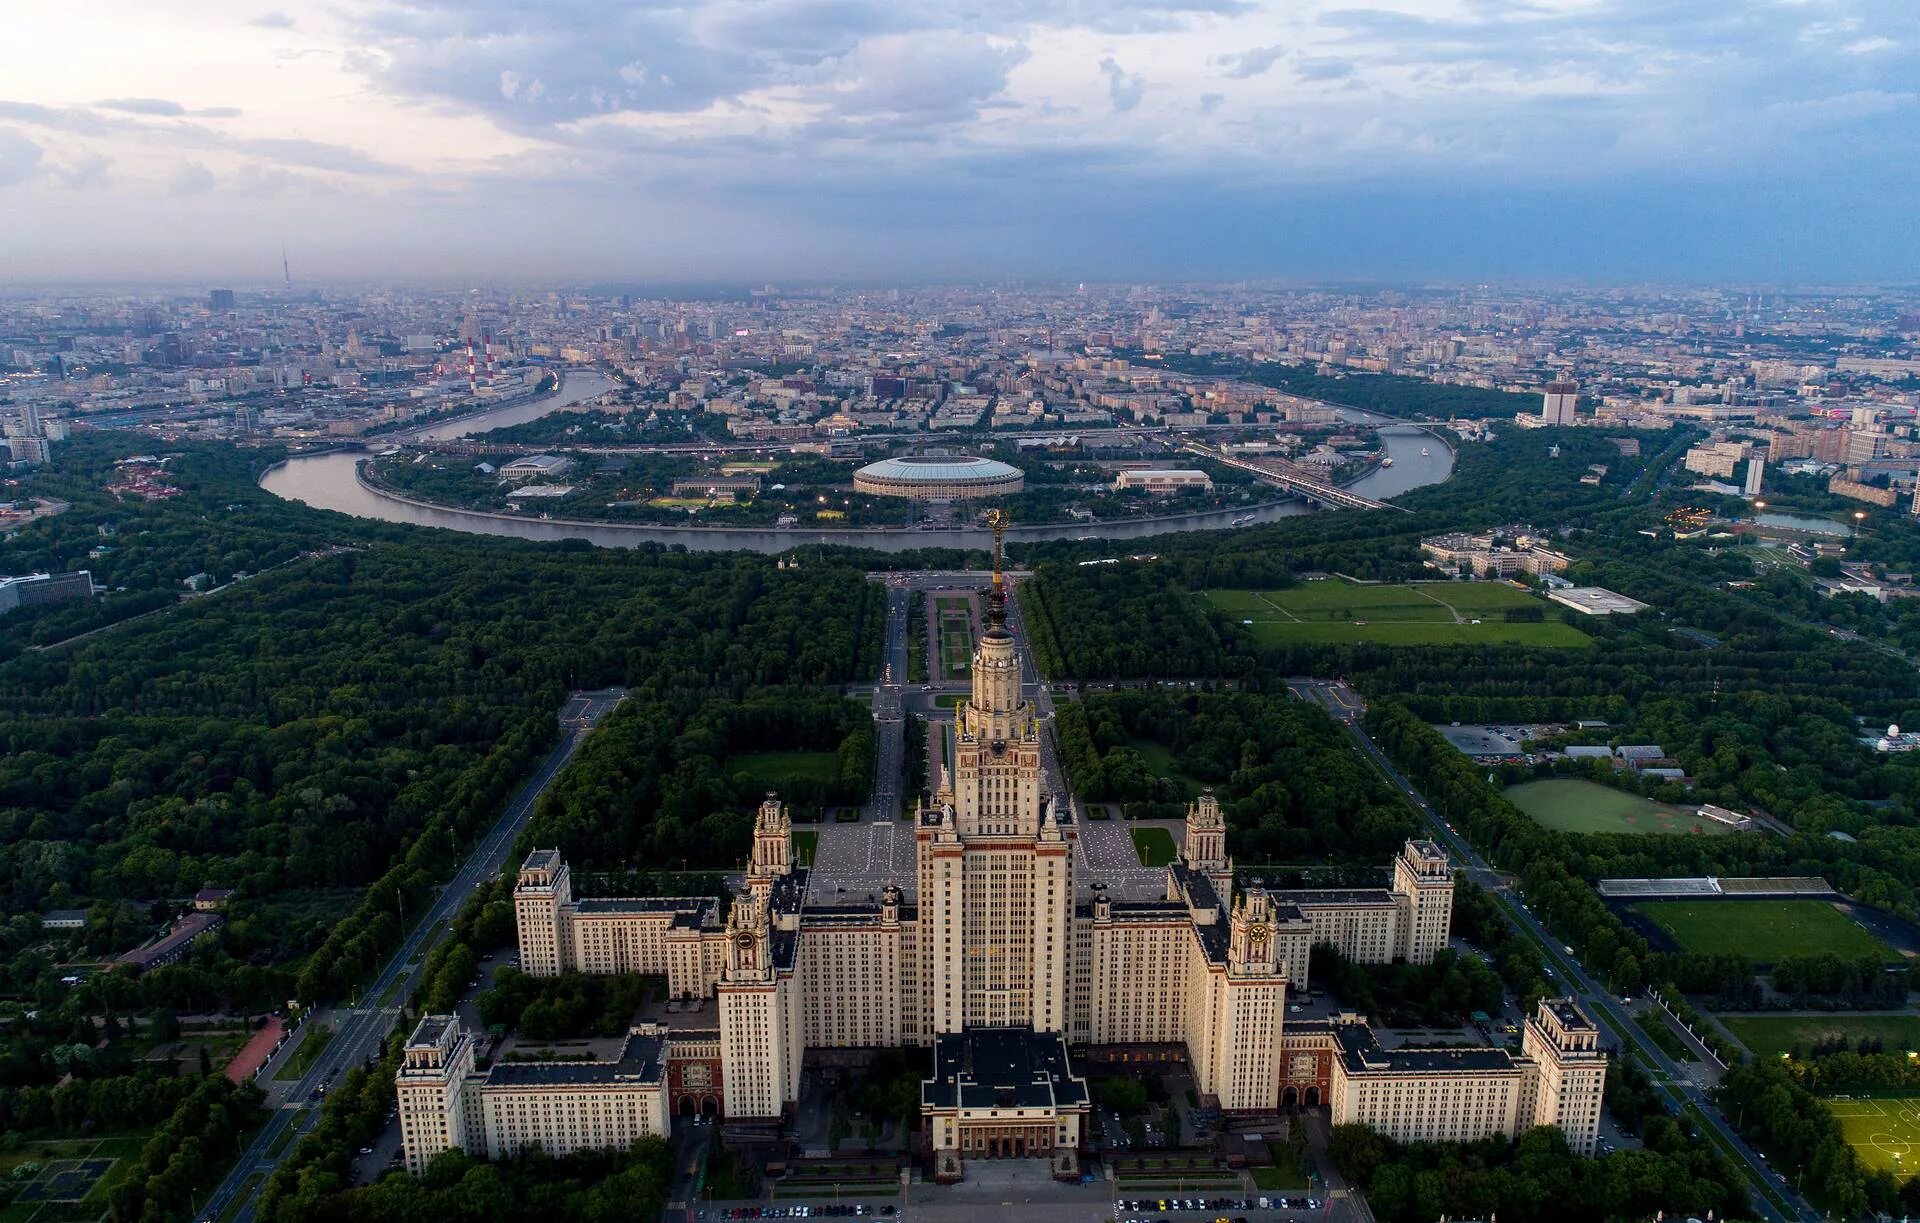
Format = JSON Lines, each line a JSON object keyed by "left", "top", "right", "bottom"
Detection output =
{"left": 1112, "top": 468, "right": 1213, "bottom": 493}
{"left": 500, "top": 454, "right": 575, "bottom": 481}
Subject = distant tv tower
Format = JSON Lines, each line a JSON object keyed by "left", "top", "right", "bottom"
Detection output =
{"left": 281, "top": 246, "right": 291, "bottom": 292}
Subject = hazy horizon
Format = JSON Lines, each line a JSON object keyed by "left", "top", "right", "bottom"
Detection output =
{"left": 4, "top": 1, "right": 1918, "bottom": 284}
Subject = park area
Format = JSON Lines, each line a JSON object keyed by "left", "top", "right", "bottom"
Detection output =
{"left": 1201, "top": 581, "right": 1590, "bottom": 647}
{"left": 0, "top": 1136, "right": 145, "bottom": 1223}
{"left": 934, "top": 597, "right": 974, "bottom": 677}
{"left": 1722, "top": 1014, "right": 1920, "bottom": 1060}
{"left": 1629, "top": 899, "right": 1897, "bottom": 963}
{"left": 1505, "top": 778, "right": 1733, "bottom": 836}
{"left": 1828, "top": 1097, "right": 1920, "bottom": 1180}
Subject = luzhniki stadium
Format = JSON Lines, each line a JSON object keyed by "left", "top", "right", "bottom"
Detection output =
{"left": 852, "top": 454, "right": 1025, "bottom": 501}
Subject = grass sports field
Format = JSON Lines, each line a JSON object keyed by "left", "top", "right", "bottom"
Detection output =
{"left": 728, "top": 750, "right": 841, "bottom": 786}
{"left": 1828, "top": 1097, "right": 1920, "bottom": 1179}
{"left": 1505, "top": 778, "right": 1733, "bottom": 836}
{"left": 1130, "top": 826, "right": 1180, "bottom": 868}
{"left": 1630, "top": 899, "right": 1897, "bottom": 963}
{"left": 1722, "top": 1014, "right": 1920, "bottom": 1060}
{"left": 1202, "top": 581, "right": 1590, "bottom": 647}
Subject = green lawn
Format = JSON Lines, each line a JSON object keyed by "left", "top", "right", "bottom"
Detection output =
{"left": 275, "top": 1021, "right": 334, "bottom": 1081}
{"left": 728, "top": 750, "right": 841, "bottom": 785}
{"left": 1829, "top": 1096, "right": 1920, "bottom": 1180}
{"left": 1631, "top": 899, "right": 1897, "bottom": 963}
{"left": 1130, "top": 826, "right": 1180, "bottom": 868}
{"left": 934, "top": 598, "right": 974, "bottom": 677}
{"left": 1505, "top": 778, "right": 1733, "bottom": 836}
{"left": 1251, "top": 1145, "right": 1311, "bottom": 1191}
{"left": 792, "top": 830, "right": 818, "bottom": 867}
{"left": 1245, "top": 619, "right": 1589, "bottom": 646}
{"left": 1204, "top": 581, "right": 1587, "bottom": 647}
{"left": 1723, "top": 1014, "right": 1920, "bottom": 1060}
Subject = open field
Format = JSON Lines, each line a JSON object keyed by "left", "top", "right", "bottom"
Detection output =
{"left": 728, "top": 750, "right": 841, "bottom": 786}
{"left": 1723, "top": 1014, "right": 1920, "bottom": 1060}
{"left": 1505, "top": 778, "right": 1732, "bottom": 836}
{"left": 792, "top": 830, "right": 818, "bottom": 868}
{"left": 1828, "top": 1097, "right": 1920, "bottom": 1180}
{"left": 1631, "top": 899, "right": 1897, "bottom": 963}
{"left": 1130, "top": 826, "right": 1179, "bottom": 868}
{"left": 1202, "top": 582, "right": 1589, "bottom": 647}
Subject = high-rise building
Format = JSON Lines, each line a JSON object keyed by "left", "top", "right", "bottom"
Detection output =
{"left": 1541, "top": 380, "right": 1579, "bottom": 426}
{"left": 402, "top": 559, "right": 1605, "bottom": 1181}
{"left": 1744, "top": 456, "right": 1765, "bottom": 497}
{"left": 209, "top": 288, "right": 236, "bottom": 311}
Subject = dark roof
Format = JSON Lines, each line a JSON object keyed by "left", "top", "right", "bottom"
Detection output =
{"left": 1279, "top": 888, "right": 1397, "bottom": 908}
{"left": 922, "top": 1026, "right": 1089, "bottom": 1112}
{"left": 483, "top": 1032, "right": 664, "bottom": 1087}
{"left": 769, "top": 868, "right": 811, "bottom": 916}
{"left": 409, "top": 1015, "right": 455, "bottom": 1047}
{"left": 573, "top": 897, "right": 712, "bottom": 916}
{"left": 1334, "top": 1024, "right": 1518, "bottom": 1075}
{"left": 1547, "top": 998, "right": 1594, "bottom": 1030}
{"left": 116, "top": 912, "right": 223, "bottom": 970}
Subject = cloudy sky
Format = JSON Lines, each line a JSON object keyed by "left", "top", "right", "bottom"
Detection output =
{"left": 1, "top": 0, "right": 1916, "bottom": 284}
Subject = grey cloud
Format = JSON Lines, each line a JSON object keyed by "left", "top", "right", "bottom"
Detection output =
{"left": 1099, "top": 58, "right": 1146, "bottom": 113}
{"left": 343, "top": 0, "right": 1248, "bottom": 129}
{"left": 96, "top": 97, "right": 188, "bottom": 116}
{"left": 0, "top": 129, "right": 44, "bottom": 187}
{"left": 95, "top": 98, "right": 243, "bottom": 119}
{"left": 250, "top": 11, "right": 297, "bottom": 29}
{"left": 1199, "top": 93, "right": 1224, "bottom": 115}
{"left": 227, "top": 135, "right": 399, "bottom": 175}
{"left": 49, "top": 151, "right": 112, "bottom": 188}
{"left": 818, "top": 34, "right": 1028, "bottom": 127}
{"left": 1297, "top": 58, "right": 1354, "bottom": 82}
{"left": 168, "top": 160, "right": 215, "bottom": 195}
{"left": 0, "top": 100, "right": 112, "bottom": 135}
{"left": 1218, "top": 44, "right": 1285, "bottom": 79}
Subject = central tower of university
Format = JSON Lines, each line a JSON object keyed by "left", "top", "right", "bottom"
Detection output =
{"left": 917, "top": 549, "right": 1073, "bottom": 1035}
{"left": 403, "top": 524, "right": 1606, "bottom": 1182}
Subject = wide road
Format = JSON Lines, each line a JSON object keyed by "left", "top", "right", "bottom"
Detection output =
{"left": 197, "top": 689, "right": 627, "bottom": 1223}
{"left": 866, "top": 580, "right": 911, "bottom": 820}
{"left": 1290, "top": 680, "right": 1816, "bottom": 1223}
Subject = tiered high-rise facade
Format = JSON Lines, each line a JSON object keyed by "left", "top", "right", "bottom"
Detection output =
{"left": 399, "top": 571, "right": 1605, "bottom": 1178}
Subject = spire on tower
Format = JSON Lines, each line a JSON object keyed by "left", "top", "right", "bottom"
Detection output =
{"left": 985, "top": 508, "right": 1010, "bottom": 629}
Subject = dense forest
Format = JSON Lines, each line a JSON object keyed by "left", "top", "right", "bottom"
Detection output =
{"left": 1328, "top": 1123, "right": 1750, "bottom": 1223}
{"left": 1054, "top": 689, "right": 1420, "bottom": 861}
{"left": 0, "top": 430, "right": 892, "bottom": 1213}
{"left": 519, "top": 692, "right": 876, "bottom": 867}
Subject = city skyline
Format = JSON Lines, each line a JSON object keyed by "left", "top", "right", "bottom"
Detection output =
{"left": 2, "top": 0, "right": 1918, "bottom": 283}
